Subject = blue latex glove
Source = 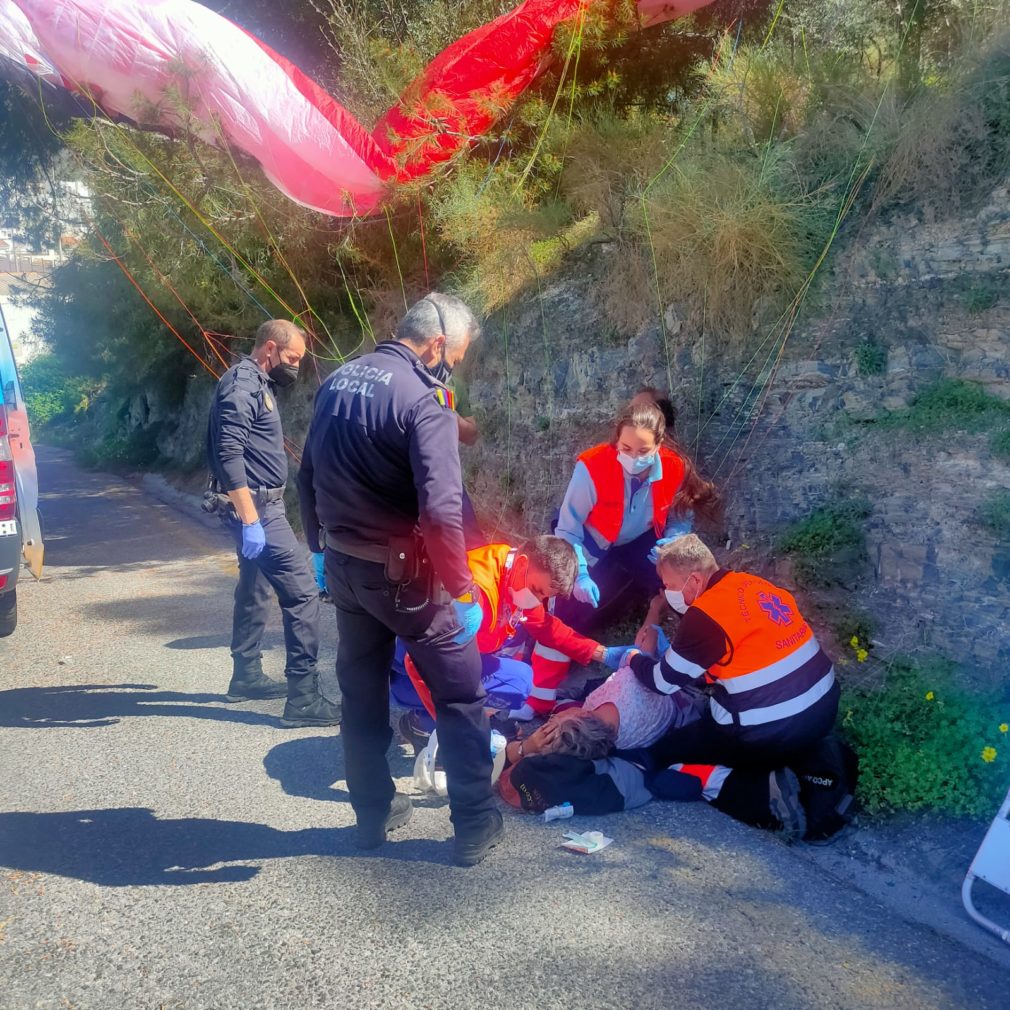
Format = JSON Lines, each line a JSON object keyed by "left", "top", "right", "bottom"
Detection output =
{"left": 311, "top": 552, "right": 326, "bottom": 593}
{"left": 652, "top": 624, "right": 671, "bottom": 657}
{"left": 602, "top": 645, "right": 635, "bottom": 670}
{"left": 451, "top": 597, "right": 483, "bottom": 644}
{"left": 241, "top": 521, "right": 266, "bottom": 560}
{"left": 648, "top": 537, "right": 676, "bottom": 564}
{"left": 573, "top": 572, "right": 600, "bottom": 608}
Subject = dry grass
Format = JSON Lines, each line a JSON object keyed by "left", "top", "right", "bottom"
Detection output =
{"left": 874, "top": 32, "right": 1010, "bottom": 218}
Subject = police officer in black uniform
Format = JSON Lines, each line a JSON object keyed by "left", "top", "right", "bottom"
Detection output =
{"left": 206, "top": 319, "right": 340, "bottom": 728}
{"left": 298, "top": 293, "right": 502, "bottom": 866}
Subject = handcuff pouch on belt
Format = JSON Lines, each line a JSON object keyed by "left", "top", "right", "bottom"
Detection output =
{"left": 386, "top": 530, "right": 447, "bottom": 613}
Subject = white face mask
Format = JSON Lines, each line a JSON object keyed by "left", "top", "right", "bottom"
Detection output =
{"left": 510, "top": 586, "right": 541, "bottom": 611}
{"left": 664, "top": 588, "right": 689, "bottom": 614}
{"left": 617, "top": 450, "right": 655, "bottom": 475}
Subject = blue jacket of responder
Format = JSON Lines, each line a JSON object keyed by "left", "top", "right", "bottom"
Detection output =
{"left": 297, "top": 340, "right": 472, "bottom": 598}
{"left": 206, "top": 356, "right": 287, "bottom": 492}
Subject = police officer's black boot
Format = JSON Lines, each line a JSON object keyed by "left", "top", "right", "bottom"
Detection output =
{"left": 453, "top": 809, "right": 504, "bottom": 867}
{"left": 225, "top": 657, "right": 288, "bottom": 703}
{"left": 280, "top": 670, "right": 342, "bottom": 728}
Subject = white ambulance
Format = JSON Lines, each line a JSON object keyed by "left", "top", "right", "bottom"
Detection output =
{"left": 0, "top": 300, "right": 44, "bottom": 636}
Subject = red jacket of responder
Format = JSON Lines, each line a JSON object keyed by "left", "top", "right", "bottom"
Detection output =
{"left": 683, "top": 572, "right": 835, "bottom": 730}
{"left": 577, "top": 442, "right": 686, "bottom": 545}
{"left": 467, "top": 544, "right": 599, "bottom": 701}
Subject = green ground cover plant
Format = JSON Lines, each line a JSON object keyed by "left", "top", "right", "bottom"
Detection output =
{"left": 841, "top": 657, "right": 1010, "bottom": 817}
{"left": 883, "top": 379, "right": 1010, "bottom": 434}
{"left": 978, "top": 490, "right": 1010, "bottom": 538}
{"left": 776, "top": 499, "right": 871, "bottom": 587}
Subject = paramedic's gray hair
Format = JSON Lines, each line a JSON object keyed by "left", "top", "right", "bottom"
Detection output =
{"left": 656, "top": 534, "right": 718, "bottom": 575}
{"left": 253, "top": 319, "right": 304, "bottom": 350}
{"left": 396, "top": 293, "right": 481, "bottom": 353}
{"left": 547, "top": 712, "right": 617, "bottom": 761}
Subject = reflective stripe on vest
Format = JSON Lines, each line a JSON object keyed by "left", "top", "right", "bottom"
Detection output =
{"left": 532, "top": 643, "right": 569, "bottom": 663}
{"left": 529, "top": 684, "right": 558, "bottom": 701}
{"left": 690, "top": 571, "right": 831, "bottom": 726}
{"left": 577, "top": 442, "right": 685, "bottom": 545}
{"left": 663, "top": 646, "right": 707, "bottom": 681}
{"left": 711, "top": 667, "right": 836, "bottom": 727}
{"left": 673, "top": 763, "right": 732, "bottom": 801}
{"left": 720, "top": 636, "right": 821, "bottom": 695}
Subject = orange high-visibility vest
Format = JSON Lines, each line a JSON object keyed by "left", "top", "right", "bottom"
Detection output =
{"left": 578, "top": 443, "right": 685, "bottom": 545}
{"left": 466, "top": 542, "right": 519, "bottom": 655}
{"left": 689, "top": 572, "right": 834, "bottom": 729}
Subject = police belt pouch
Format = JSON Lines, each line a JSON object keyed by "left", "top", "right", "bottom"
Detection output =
{"left": 385, "top": 534, "right": 422, "bottom": 586}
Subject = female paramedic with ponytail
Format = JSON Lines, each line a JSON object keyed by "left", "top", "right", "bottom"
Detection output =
{"left": 511, "top": 399, "right": 717, "bottom": 719}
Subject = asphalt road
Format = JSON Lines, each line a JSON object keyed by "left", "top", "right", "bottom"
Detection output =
{"left": 0, "top": 447, "right": 1008, "bottom": 1010}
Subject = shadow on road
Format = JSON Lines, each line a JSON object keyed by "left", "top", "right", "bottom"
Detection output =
{"left": 263, "top": 736, "right": 420, "bottom": 806}
{"left": 0, "top": 807, "right": 449, "bottom": 885}
{"left": 0, "top": 684, "right": 283, "bottom": 729}
{"left": 165, "top": 633, "right": 235, "bottom": 650}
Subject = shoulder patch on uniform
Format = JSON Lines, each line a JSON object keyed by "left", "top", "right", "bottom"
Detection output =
{"left": 433, "top": 387, "right": 456, "bottom": 411}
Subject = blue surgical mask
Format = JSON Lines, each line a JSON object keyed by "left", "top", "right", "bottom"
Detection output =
{"left": 617, "top": 451, "right": 655, "bottom": 475}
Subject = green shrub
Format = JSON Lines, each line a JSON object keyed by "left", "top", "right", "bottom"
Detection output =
{"left": 78, "top": 426, "right": 162, "bottom": 471}
{"left": 962, "top": 280, "right": 1000, "bottom": 315}
{"left": 991, "top": 429, "right": 1010, "bottom": 459}
{"left": 841, "top": 658, "right": 1010, "bottom": 817}
{"left": 854, "top": 339, "right": 886, "bottom": 376}
{"left": 776, "top": 499, "right": 871, "bottom": 586}
{"left": 19, "top": 354, "right": 97, "bottom": 428}
{"left": 885, "top": 379, "right": 1010, "bottom": 433}
{"left": 979, "top": 490, "right": 1010, "bottom": 538}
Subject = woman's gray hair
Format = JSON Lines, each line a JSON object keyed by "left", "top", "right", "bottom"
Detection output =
{"left": 396, "top": 292, "right": 480, "bottom": 353}
{"left": 546, "top": 712, "right": 617, "bottom": 761}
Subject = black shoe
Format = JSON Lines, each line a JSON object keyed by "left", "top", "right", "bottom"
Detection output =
{"left": 453, "top": 809, "right": 504, "bottom": 867}
{"left": 397, "top": 711, "right": 432, "bottom": 756}
{"left": 355, "top": 792, "right": 413, "bottom": 850}
{"left": 280, "top": 671, "right": 341, "bottom": 727}
{"left": 225, "top": 659, "right": 287, "bottom": 703}
{"left": 769, "top": 768, "right": 807, "bottom": 844}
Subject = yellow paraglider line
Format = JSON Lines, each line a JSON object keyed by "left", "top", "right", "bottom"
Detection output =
{"left": 203, "top": 113, "right": 342, "bottom": 352}
{"left": 513, "top": 6, "right": 586, "bottom": 195}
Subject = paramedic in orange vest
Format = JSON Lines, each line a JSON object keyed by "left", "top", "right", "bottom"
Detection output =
{"left": 629, "top": 534, "right": 839, "bottom": 768}
{"left": 513, "top": 400, "right": 707, "bottom": 719}
{"left": 392, "top": 536, "right": 630, "bottom": 745}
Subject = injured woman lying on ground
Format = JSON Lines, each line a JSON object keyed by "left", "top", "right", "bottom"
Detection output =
{"left": 492, "top": 661, "right": 858, "bottom": 845}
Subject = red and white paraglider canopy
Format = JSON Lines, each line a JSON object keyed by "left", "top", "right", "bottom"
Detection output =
{"left": 0, "top": 0, "right": 716, "bottom": 217}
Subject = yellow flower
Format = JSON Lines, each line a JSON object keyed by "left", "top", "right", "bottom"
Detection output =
{"left": 856, "top": 648, "right": 869, "bottom": 662}
{"left": 982, "top": 746, "right": 998, "bottom": 763}
{"left": 1000, "top": 724, "right": 1009, "bottom": 734}
{"left": 925, "top": 691, "right": 935, "bottom": 701}
{"left": 849, "top": 635, "right": 860, "bottom": 648}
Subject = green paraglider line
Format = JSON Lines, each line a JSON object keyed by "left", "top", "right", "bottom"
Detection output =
{"left": 385, "top": 206, "right": 409, "bottom": 312}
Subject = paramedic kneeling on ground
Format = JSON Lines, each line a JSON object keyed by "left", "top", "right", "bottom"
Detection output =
{"left": 630, "top": 535, "right": 839, "bottom": 771}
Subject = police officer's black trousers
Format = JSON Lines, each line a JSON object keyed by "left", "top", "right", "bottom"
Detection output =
{"left": 225, "top": 500, "right": 320, "bottom": 678}
{"left": 326, "top": 549, "right": 495, "bottom": 830}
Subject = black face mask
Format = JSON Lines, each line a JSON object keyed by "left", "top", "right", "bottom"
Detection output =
{"left": 268, "top": 355, "right": 299, "bottom": 388}
{"left": 431, "top": 349, "right": 453, "bottom": 385}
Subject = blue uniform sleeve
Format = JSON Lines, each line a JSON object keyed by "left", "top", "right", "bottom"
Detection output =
{"left": 407, "top": 396, "right": 473, "bottom": 599}
{"left": 213, "top": 374, "right": 259, "bottom": 491}
{"left": 555, "top": 461, "right": 596, "bottom": 562}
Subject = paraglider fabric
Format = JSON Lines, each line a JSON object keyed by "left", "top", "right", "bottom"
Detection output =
{"left": 0, "top": 0, "right": 715, "bottom": 216}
